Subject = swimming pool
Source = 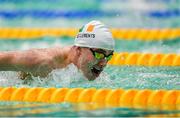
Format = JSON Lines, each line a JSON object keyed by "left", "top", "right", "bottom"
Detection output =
{"left": 0, "top": 34, "right": 179, "bottom": 116}
{"left": 0, "top": 0, "right": 180, "bottom": 117}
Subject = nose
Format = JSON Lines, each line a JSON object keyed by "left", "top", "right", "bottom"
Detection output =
{"left": 98, "top": 58, "right": 107, "bottom": 67}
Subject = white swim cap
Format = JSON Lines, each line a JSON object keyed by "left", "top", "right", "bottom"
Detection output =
{"left": 74, "top": 20, "right": 114, "bottom": 50}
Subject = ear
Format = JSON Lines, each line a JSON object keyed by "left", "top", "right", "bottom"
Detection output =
{"left": 74, "top": 46, "right": 81, "bottom": 56}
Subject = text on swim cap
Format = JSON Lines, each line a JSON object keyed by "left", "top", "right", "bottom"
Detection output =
{"left": 77, "top": 33, "right": 95, "bottom": 38}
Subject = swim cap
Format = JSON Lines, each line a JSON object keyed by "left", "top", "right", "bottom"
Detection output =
{"left": 74, "top": 20, "right": 114, "bottom": 50}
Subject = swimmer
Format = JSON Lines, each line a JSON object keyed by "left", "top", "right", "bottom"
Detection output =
{"left": 0, "top": 20, "right": 114, "bottom": 81}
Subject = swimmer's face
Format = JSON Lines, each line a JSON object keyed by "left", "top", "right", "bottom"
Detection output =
{"left": 79, "top": 47, "right": 114, "bottom": 81}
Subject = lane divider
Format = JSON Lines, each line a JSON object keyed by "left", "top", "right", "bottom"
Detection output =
{"left": 108, "top": 52, "right": 180, "bottom": 66}
{"left": 0, "top": 9, "right": 179, "bottom": 18}
{"left": 0, "top": 10, "right": 117, "bottom": 19}
{"left": 0, "top": 87, "right": 179, "bottom": 110}
{"left": 0, "top": 28, "right": 179, "bottom": 40}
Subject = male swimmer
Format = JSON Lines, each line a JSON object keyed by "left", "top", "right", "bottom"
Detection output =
{"left": 0, "top": 20, "right": 115, "bottom": 81}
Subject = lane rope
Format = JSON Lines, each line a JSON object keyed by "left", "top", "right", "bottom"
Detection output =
{"left": 108, "top": 52, "right": 180, "bottom": 66}
{"left": 0, "top": 28, "right": 179, "bottom": 40}
{"left": 0, "top": 87, "right": 179, "bottom": 110}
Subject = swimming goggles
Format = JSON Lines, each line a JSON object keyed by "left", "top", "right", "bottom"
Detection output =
{"left": 89, "top": 48, "right": 113, "bottom": 61}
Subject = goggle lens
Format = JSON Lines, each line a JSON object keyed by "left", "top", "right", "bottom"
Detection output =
{"left": 95, "top": 52, "right": 104, "bottom": 60}
{"left": 90, "top": 48, "right": 113, "bottom": 61}
{"left": 94, "top": 52, "right": 113, "bottom": 61}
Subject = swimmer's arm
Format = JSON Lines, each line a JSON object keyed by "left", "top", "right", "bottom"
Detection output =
{"left": 0, "top": 48, "right": 67, "bottom": 72}
{"left": 0, "top": 50, "right": 48, "bottom": 72}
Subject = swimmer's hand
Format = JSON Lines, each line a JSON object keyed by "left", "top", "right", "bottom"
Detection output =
{"left": 18, "top": 72, "right": 31, "bottom": 80}
{"left": 18, "top": 71, "right": 50, "bottom": 80}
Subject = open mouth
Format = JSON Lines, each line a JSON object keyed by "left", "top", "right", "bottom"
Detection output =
{"left": 91, "top": 66, "right": 103, "bottom": 77}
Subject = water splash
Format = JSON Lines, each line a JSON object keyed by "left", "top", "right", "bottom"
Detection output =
{"left": 0, "top": 71, "right": 23, "bottom": 87}
{"left": 0, "top": 65, "right": 179, "bottom": 89}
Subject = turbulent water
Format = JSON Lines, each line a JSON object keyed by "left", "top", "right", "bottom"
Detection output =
{"left": 0, "top": 64, "right": 179, "bottom": 90}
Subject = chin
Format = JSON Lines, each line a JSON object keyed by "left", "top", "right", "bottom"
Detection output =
{"left": 83, "top": 69, "right": 100, "bottom": 81}
{"left": 88, "top": 77, "right": 96, "bottom": 81}
{"left": 85, "top": 74, "right": 97, "bottom": 81}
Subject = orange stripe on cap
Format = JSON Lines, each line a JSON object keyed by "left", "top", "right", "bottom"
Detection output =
{"left": 87, "top": 25, "right": 95, "bottom": 32}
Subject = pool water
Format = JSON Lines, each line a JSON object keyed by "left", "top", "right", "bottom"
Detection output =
{"left": 0, "top": 101, "right": 179, "bottom": 117}
{"left": 0, "top": 0, "right": 180, "bottom": 117}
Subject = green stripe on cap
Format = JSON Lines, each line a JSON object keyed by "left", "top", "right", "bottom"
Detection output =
{"left": 79, "top": 26, "right": 84, "bottom": 32}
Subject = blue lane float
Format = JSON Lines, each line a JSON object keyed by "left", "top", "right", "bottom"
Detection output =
{"left": 0, "top": 10, "right": 119, "bottom": 19}
{"left": 148, "top": 9, "right": 180, "bottom": 18}
{"left": 0, "top": 9, "right": 179, "bottom": 19}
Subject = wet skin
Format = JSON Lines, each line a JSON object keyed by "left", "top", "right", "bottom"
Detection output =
{"left": 78, "top": 48, "right": 114, "bottom": 81}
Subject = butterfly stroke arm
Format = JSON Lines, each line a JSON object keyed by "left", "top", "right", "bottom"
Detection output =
{"left": 0, "top": 47, "right": 70, "bottom": 74}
